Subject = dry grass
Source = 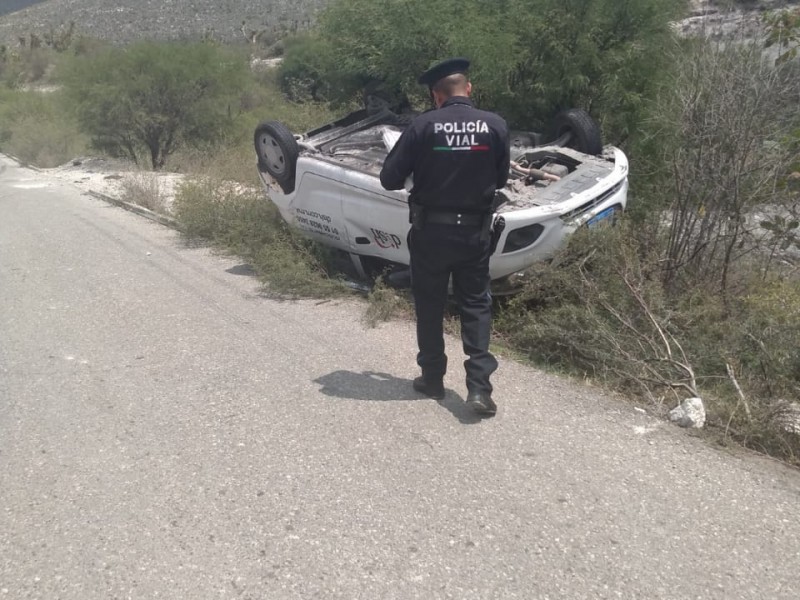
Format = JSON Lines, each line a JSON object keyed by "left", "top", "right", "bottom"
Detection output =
{"left": 166, "top": 69, "right": 339, "bottom": 186}
{"left": 363, "top": 278, "right": 413, "bottom": 328}
{"left": 119, "top": 171, "right": 168, "bottom": 214}
{"left": 173, "top": 177, "right": 347, "bottom": 298}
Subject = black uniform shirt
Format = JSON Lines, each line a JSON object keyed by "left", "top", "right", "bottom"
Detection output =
{"left": 380, "top": 97, "right": 510, "bottom": 214}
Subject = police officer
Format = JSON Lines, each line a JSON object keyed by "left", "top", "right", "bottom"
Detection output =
{"left": 379, "top": 58, "right": 510, "bottom": 416}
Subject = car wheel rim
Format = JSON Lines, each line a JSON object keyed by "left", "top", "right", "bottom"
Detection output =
{"left": 258, "top": 134, "right": 286, "bottom": 175}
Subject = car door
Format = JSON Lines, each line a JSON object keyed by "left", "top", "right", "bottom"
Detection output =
{"left": 286, "top": 158, "right": 351, "bottom": 251}
{"left": 339, "top": 169, "right": 410, "bottom": 264}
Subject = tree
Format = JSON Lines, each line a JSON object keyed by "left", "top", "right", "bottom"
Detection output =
{"left": 279, "top": 0, "right": 683, "bottom": 141}
{"left": 278, "top": 33, "right": 338, "bottom": 102}
{"left": 62, "top": 41, "right": 248, "bottom": 169}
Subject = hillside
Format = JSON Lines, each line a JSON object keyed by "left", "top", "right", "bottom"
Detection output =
{"left": 4, "top": 1, "right": 799, "bottom": 52}
{"left": 0, "top": 0, "right": 328, "bottom": 47}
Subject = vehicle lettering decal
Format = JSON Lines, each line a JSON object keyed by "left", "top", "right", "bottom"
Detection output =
{"left": 371, "top": 228, "right": 402, "bottom": 250}
{"left": 295, "top": 208, "right": 332, "bottom": 223}
{"left": 293, "top": 208, "right": 341, "bottom": 241}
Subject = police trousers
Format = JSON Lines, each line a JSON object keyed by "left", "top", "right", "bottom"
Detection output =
{"left": 409, "top": 223, "right": 498, "bottom": 395}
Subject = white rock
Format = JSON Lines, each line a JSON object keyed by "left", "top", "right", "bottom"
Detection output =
{"left": 669, "top": 397, "right": 706, "bottom": 429}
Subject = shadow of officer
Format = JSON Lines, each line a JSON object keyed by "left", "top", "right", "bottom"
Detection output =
{"left": 313, "top": 370, "right": 482, "bottom": 424}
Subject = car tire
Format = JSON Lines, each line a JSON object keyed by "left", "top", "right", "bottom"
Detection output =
{"left": 254, "top": 121, "right": 299, "bottom": 194}
{"left": 552, "top": 109, "right": 603, "bottom": 156}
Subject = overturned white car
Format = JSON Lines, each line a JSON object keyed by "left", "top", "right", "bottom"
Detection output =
{"left": 254, "top": 103, "right": 628, "bottom": 289}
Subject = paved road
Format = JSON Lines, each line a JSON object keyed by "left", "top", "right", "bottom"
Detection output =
{"left": 1, "top": 155, "right": 799, "bottom": 599}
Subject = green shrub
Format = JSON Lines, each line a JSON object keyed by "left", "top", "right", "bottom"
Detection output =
{"left": 1, "top": 47, "right": 52, "bottom": 86}
{"left": 278, "top": 33, "right": 339, "bottom": 103}
{"left": 497, "top": 224, "right": 670, "bottom": 384}
{"left": 60, "top": 41, "right": 249, "bottom": 169}
{"left": 281, "top": 0, "right": 684, "bottom": 140}
{"left": 735, "top": 278, "right": 800, "bottom": 399}
{"left": 0, "top": 88, "right": 86, "bottom": 166}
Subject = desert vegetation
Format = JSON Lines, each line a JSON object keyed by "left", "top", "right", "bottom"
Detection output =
{"left": 61, "top": 42, "right": 249, "bottom": 170}
{"left": 0, "top": 0, "right": 799, "bottom": 462}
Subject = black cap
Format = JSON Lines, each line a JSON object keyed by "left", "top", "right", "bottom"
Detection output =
{"left": 417, "top": 57, "right": 470, "bottom": 87}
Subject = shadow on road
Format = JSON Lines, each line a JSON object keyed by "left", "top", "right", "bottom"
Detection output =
{"left": 225, "top": 263, "right": 256, "bottom": 276}
{"left": 313, "top": 370, "right": 481, "bottom": 425}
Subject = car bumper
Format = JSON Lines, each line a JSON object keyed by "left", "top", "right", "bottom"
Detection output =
{"left": 488, "top": 148, "right": 628, "bottom": 280}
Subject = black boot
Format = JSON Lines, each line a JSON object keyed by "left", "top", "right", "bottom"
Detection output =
{"left": 466, "top": 391, "right": 497, "bottom": 416}
{"left": 413, "top": 376, "right": 445, "bottom": 400}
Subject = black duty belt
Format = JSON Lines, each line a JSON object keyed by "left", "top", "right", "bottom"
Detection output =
{"left": 425, "top": 212, "right": 485, "bottom": 226}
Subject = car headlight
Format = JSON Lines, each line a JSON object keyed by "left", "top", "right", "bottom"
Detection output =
{"left": 502, "top": 224, "right": 544, "bottom": 253}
